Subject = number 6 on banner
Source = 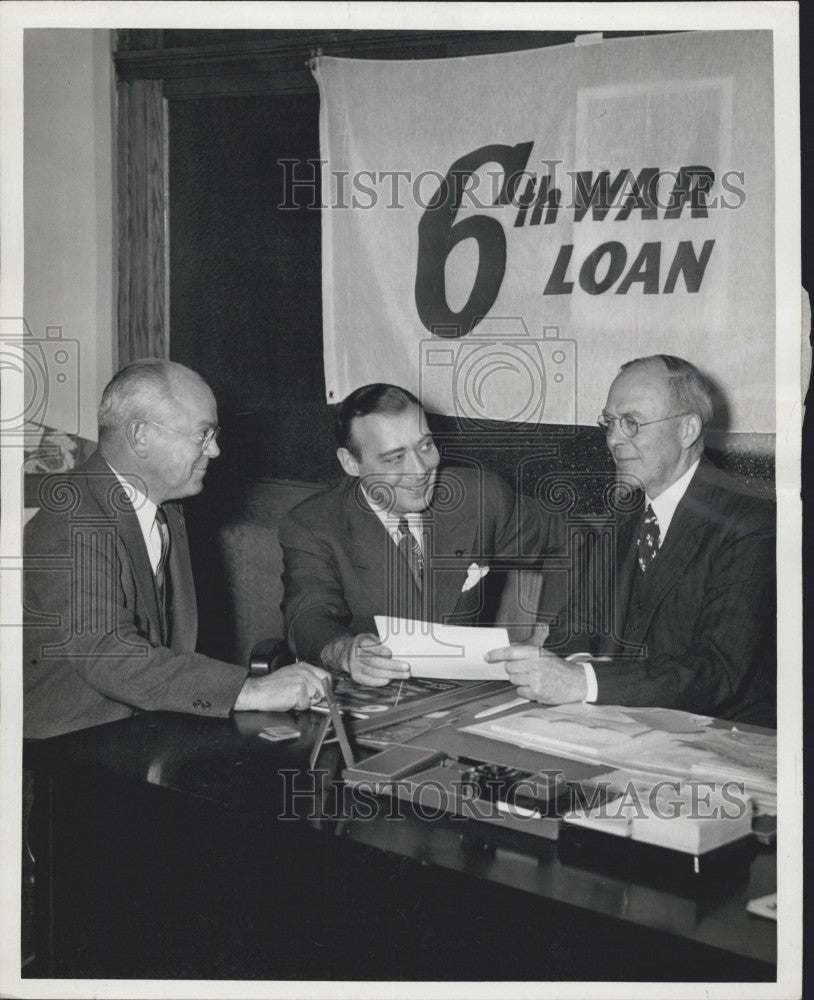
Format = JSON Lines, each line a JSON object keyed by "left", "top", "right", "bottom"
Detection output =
{"left": 414, "top": 141, "right": 533, "bottom": 339}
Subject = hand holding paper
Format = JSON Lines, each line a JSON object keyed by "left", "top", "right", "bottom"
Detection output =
{"left": 374, "top": 617, "right": 511, "bottom": 681}
{"left": 484, "top": 642, "right": 588, "bottom": 703}
{"left": 322, "top": 631, "right": 410, "bottom": 686}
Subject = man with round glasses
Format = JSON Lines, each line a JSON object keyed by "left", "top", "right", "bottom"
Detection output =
{"left": 486, "top": 354, "right": 776, "bottom": 725}
{"left": 24, "top": 358, "right": 329, "bottom": 739}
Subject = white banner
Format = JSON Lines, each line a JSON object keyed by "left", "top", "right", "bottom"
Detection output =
{"left": 313, "top": 31, "right": 775, "bottom": 432}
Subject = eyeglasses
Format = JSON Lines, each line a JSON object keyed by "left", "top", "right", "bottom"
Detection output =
{"left": 147, "top": 421, "right": 221, "bottom": 451}
{"left": 597, "top": 412, "right": 691, "bottom": 439}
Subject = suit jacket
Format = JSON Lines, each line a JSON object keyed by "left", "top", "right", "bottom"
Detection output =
{"left": 279, "top": 466, "right": 561, "bottom": 666}
{"left": 546, "top": 457, "right": 776, "bottom": 726}
{"left": 24, "top": 451, "right": 247, "bottom": 739}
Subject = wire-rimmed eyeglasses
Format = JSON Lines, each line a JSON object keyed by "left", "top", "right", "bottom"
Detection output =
{"left": 147, "top": 421, "right": 221, "bottom": 451}
{"left": 597, "top": 412, "right": 691, "bottom": 439}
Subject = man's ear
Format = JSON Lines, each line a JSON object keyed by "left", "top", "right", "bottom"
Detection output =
{"left": 337, "top": 447, "right": 360, "bottom": 477}
{"left": 681, "top": 413, "right": 703, "bottom": 449}
{"left": 128, "top": 420, "right": 150, "bottom": 458}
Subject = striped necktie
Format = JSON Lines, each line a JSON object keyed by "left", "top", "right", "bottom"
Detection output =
{"left": 397, "top": 517, "right": 424, "bottom": 591}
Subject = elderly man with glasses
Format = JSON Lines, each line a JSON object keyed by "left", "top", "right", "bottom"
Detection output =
{"left": 486, "top": 354, "right": 776, "bottom": 726}
{"left": 24, "top": 358, "right": 329, "bottom": 739}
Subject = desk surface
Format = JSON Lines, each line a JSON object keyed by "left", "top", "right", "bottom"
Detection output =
{"left": 26, "top": 706, "right": 777, "bottom": 980}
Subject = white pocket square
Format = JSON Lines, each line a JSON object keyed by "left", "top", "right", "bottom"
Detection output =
{"left": 461, "top": 562, "right": 489, "bottom": 592}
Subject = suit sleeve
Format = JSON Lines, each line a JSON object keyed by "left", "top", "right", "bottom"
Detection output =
{"left": 544, "top": 527, "right": 595, "bottom": 655}
{"left": 592, "top": 518, "right": 776, "bottom": 721}
{"left": 279, "top": 510, "right": 364, "bottom": 665}
{"left": 24, "top": 508, "right": 247, "bottom": 733}
{"left": 485, "top": 470, "right": 568, "bottom": 562}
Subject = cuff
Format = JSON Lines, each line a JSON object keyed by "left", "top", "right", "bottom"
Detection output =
{"left": 582, "top": 661, "right": 598, "bottom": 702}
{"left": 565, "top": 653, "right": 598, "bottom": 702}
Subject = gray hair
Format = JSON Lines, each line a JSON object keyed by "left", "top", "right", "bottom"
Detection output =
{"left": 621, "top": 354, "right": 715, "bottom": 428}
{"left": 97, "top": 358, "right": 203, "bottom": 438}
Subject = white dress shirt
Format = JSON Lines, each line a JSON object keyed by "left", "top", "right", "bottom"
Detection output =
{"left": 108, "top": 463, "right": 162, "bottom": 574}
{"left": 362, "top": 488, "right": 424, "bottom": 552}
{"left": 579, "top": 458, "right": 701, "bottom": 702}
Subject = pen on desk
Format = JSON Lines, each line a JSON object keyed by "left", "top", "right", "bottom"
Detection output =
{"left": 473, "top": 696, "right": 530, "bottom": 719}
{"left": 394, "top": 679, "right": 404, "bottom": 707}
{"left": 430, "top": 713, "right": 461, "bottom": 731}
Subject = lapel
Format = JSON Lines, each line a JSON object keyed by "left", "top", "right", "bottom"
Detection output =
{"left": 342, "top": 479, "right": 423, "bottom": 618}
{"left": 84, "top": 452, "right": 164, "bottom": 636}
{"left": 163, "top": 501, "right": 197, "bottom": 651}
{"left": 632, "top": 460, "right": 711, "bottom": 635}
{"left": 613, "top": 508, "right": 641, "bottom": 644}
{"left": 423, "top": 486, "right": 479, "bottom": 619}
{"left": 342, "top": 470, "right": 478, "bottom": 621}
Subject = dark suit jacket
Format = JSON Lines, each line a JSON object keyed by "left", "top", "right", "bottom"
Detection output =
{"left": 546, "top": 457, "right": 776, "bottom": 725}
{"left": 24, "top": 451, "right": 247, "bottom": 739}
{"left": 279, "top": 466, "right": 560, "bottom": 666}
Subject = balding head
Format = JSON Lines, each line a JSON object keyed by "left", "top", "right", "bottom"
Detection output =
{"left": 98, "top": 359, "right": 209, "bottom": 443}
{"left": 97, "top": 359, "right": 220, "bottom": 504}
{"left": 602, "top": 355, "right": 709, "bottom": 498}
{"left": 619, "top": 355, "right": 714, "bottom": 429}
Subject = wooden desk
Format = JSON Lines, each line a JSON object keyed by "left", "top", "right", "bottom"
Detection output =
{"left": 25, "top": 710, "right": 776, "bottom": 982}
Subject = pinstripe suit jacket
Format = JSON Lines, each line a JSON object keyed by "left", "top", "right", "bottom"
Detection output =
{"left": 24, "top": 451, "right": 247, "bottom": 739}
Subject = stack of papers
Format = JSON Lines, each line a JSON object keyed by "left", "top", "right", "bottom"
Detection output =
{"left": 466, "top": 703, "right": 711, "bottom": 761}
{"left": 486, "top": 704, "right": 652, "bottom": 756}
{"left": 465, "top": 703, "right": 777, "bottom": 811}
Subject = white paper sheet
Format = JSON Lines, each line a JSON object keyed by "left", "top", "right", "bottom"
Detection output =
{"left": 467, "top": 704, "right": 653, "bottom": 757}
{"left": 374, "top": 616, "right": 511, "bottom": 681}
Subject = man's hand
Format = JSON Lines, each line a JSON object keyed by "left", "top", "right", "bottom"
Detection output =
{"left": 321, "top": 632, "right": 410, "bottom": 687}
{"left": 484, "top": 644, "right": 587, "bottom": 704}
{"left": 234, "top": 662, "right": 331, "bottom": 712}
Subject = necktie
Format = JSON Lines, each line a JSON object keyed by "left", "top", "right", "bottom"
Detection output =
{"left": 636, "top": 503, "right": 660, "bottom": 574}
{"left": 397, "top": 518, "right": 424, "bottom": 591}
{"left": 154, "top": 505, "right": 172, "bottom": 641}
{"left": 154, "top": 506, "right": 170, "bottom": 586}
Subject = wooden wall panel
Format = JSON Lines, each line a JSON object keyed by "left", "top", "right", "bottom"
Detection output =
{"left": 117, "top": 79, "right": 168, "bottom": 364}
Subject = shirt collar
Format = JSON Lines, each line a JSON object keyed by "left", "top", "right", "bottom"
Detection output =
{"left": 361, "top": 485, "right": 423, "bottom": 540}
{"left": 107, "top": 461, "right": 158, "bottom": 540}
{"left": 647, "top": 458, "right": 700, "bottom": 541}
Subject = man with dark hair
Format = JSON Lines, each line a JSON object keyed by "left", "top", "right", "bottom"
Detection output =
{"left": 24, "top": 358, "right": 329, "bottom": 739}
{"left": 279, "top": 383, "right": 562, "bottom": 686}
{"left": 334, "top": 383, "right": 422, "bottom": 454}
{"left": 486, "top": 355, "right": 776, "bottom": 725}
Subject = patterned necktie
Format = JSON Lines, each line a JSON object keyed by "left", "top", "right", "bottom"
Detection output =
{"left": 636, "top": 503, "right": 660, "bottom": 574}
{"left": 154, "top": 505, "right": 172, "bottom": 640}
{"left": 397, "top": 517, "right": 424, "bottom": 591}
